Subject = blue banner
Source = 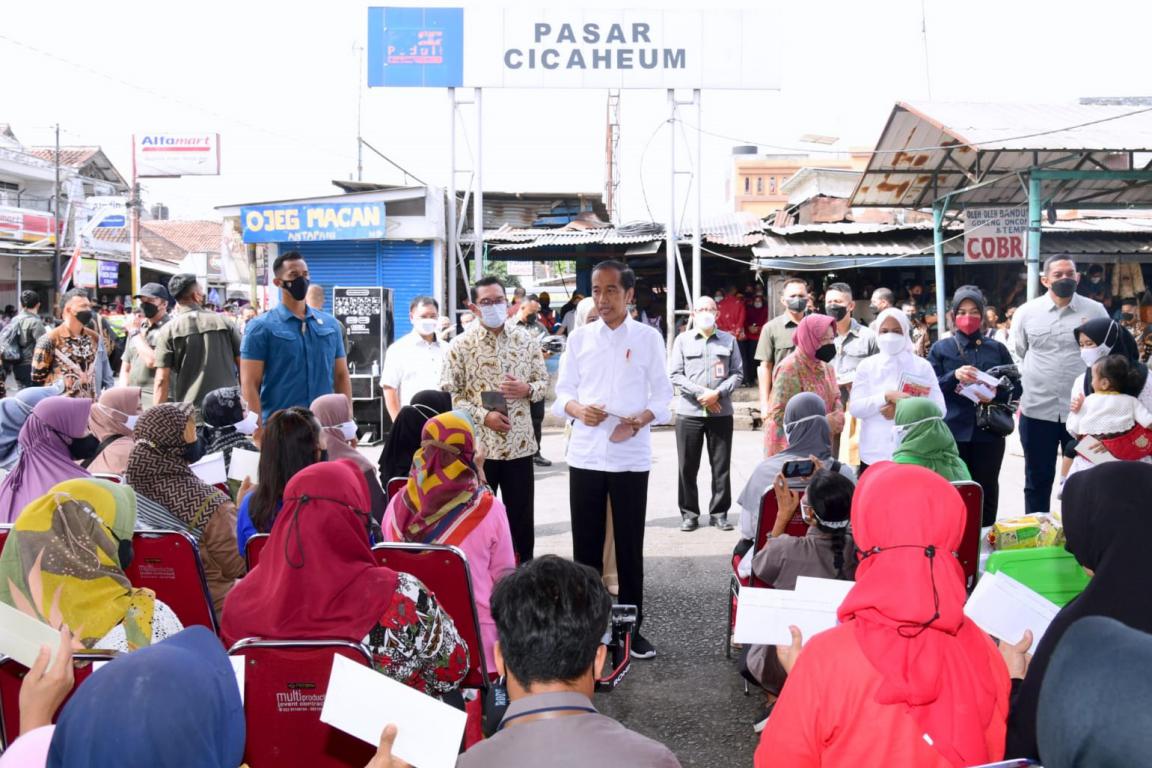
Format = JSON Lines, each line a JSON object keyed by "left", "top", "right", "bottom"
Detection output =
{"left": 367, "top": 7, "right": 464, "bottom": 87}
{"left": 240, "top": 201, "right": 387, "bottom": 244}
{"left": 97, "top": 260, "right": 119, "bottom": 289}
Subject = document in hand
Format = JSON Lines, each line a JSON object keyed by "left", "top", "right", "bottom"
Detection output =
{"left": 957, "top": 370, "right": 1001, "bottom": 404}
{"left": 1075, "top": 436, "right": 1119, "bottom": 465}
{"left": 964, "top": 571, "right": 1059, "bottom": 654}
{"left": 228, "top": 448, "right": 261, "bottom": 483}
{"left": 320, "top": 654, "right": 467, "bottom": 768}
{"left": 190, "top": 451, "right": 227, "bottom": 485}
{"left": 0, "top": 600, "right": 63, "bottom": 670}
{"left": 733, "top": 577, "right": 855, "bottom": 646}
{"left": 898, "top": 372, "right": 933, "bottom": 398}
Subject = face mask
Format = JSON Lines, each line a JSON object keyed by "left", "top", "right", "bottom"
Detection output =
{"left": 318, "top": 449, "right": 330, "bottom": 462}
{"left": 1090, "top": 276, "right": 1103, "bottom": 284}
{"left": 526, "top": 313, "right": 539, "bottom": 324}
{"left": 877, "top": 333, "right": 907, "bottom": 356}
{"left": 233, "top": 411, "right": 259, "bottom": 436}
{"left": 183, "top": 439, "right": 205, "bottom": 464}
{"left": 338, "top": 421, "right": 358, "bottom": 441}
{"left": 814, "top": 343, "right": 837, "bottom": 363}
{"left": 783, "top": 413, "right": 825, "bottom": 440}
{"left": 825, "top": 305, "right": 848, "bottom": 322}
{"left": 786, "top": 297, "right": 808, "bottom": 314}
{"left": 695, "top": 311, "right": 716, "bottom": 331}
{"left": 414, "top": 317, "right": 438, "bottom": 337}
{"left": 281, "top": 276, "right": 310, "bottom": 302}
{"left": 74, "top": 310, "right": 93, "bottom": 326}
{"left": 893, "top": 416, "right": 943, "bottom": 447}
{"left": 1050, "top": 278, "right": 1077, "bottom": 299}
{"left": 753, "top": 301, "right": 764, "bottom": 308}
{"left": 955, "top": 315, "right": 982, "bottom": 336}
{"left": 1080, "top": 345, "right": 1110, "bottom": 368}
{"left": 124, "top": 415, "right": 139, "bottom": 430}
{"left": 140, "top": 302, "right": 160, "bottom": 320}
{"left": 713, "top": 294, "right": 723, "bottom": 303}
{"left": 869, "top": 304, "right": 880, "bottom": 315}
{"left": 480, "top": 303, "right": 507, "bottom": 329}
{"left": 67, "top": 434, "right": 101, "bottom": 462}
{"left": 1121, "top": 312, "right": 1135, "bottom": 322}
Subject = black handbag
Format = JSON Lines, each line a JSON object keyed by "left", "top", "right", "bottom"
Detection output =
{"left": 955, "top": 337, "right": 1015, "bottom": 438}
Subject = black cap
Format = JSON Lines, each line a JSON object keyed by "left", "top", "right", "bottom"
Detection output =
{"left": 168, "top": 273, "right": 200, "bottom": 300}
{"left": 134, "top": 283, "right": 173, "bottom": 303}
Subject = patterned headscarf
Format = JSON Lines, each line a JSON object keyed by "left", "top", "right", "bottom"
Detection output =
{"left": 391, "top": 410, "right": 493, "bottom": 545}
{"left": 125, "top": 402, "right": 227, "bottom": 532}
{"left": 0, "top": 478, "right": 155, "bottom": 649}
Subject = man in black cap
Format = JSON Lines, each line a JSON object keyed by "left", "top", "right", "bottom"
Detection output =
{"left": 153, "top": 273, "right": 241, "bottom": 412}
{"left": 120, "top": 283, "right": 172, "bottom": 407}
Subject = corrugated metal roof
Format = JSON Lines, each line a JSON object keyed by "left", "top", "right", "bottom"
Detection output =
{"left": 485, "top": 226, "right": 660, "bottom": 251}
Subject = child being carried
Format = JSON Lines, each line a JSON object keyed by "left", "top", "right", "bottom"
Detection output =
{"left": 1069, "top": 354, "right": 1152, "bottom": 460}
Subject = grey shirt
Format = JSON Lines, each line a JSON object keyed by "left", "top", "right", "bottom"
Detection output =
{"left": 13, "top": 311, "right": 46, "bottom": 365}
{"left": 668, "top": 328, "right": 744, "bottom": 417}
{"left": 457, "top": 691, "right": 681, "bottom": 768}
{"left": 1012, "top": 292, "right": 1108, "bottom": 422}
{"left": 832, "top": 319, "right": 878, "bottom": 387}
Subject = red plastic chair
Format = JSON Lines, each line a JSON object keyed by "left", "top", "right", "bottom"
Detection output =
{"left": 228, "top": 639, "right": 377, "bottom": 768}
{"left": 371, "top": 543, "right": 489, "bottom": 692}
{"left": 125, "top": 530, "right": 219, "bottom": 634}
{"left": 0, "top": 524, "right": 9, "bottom": 555}
{"left": 90, "top": 473, "right": 125, "bottom": 484}
{"left": 1, "top": 652, "right": 117, "bottom": 748}
{"left": 245, "top": 533, "right": 271, "bottom": 571}
{"left": 385, "top": 476, "right": 407, "bottom": 501}
{"left": 952, "top": 480, "right": 984, "bottom": 592}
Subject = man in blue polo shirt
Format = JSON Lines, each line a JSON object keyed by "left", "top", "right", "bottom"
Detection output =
{"left": 240, "top": 251, "right": 352, "bottom": 421}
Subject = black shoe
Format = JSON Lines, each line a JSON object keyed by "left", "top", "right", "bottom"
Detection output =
{"left": 532, "top": 453, "right": 552, "bottom": 467}
{"left": 680, "top": 517, "right": 699, "bottom": 532}
{"left": 710, "top": 515, "right": 735, "bottom": 532}
{"left": 630, "top": 632, "right": 656, "bottom": 659}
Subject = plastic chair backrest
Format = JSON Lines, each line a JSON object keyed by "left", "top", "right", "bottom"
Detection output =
{"left": 372, "top": 543, "right": 489, "bottom": 690}
{"left": 125, "top": 530, "right": 219, "bottom": 634}
{"left": 228, "top": 639, "right": 376, "bottom": 768}
{"left": 386, "top": 476, "right": 407, "bottom": 500}
{"left": 985, "top": 546, "right": 1090, "bottom": 607}
{"left": 0, "top": 652, "right": 116, "bottom": 748}
{"left": 91, "top": 473, "right": 125, "bottom": 484}
{"left": 952, "top": 481, "right": 983, "bottom": 591}
{"left": 0, "top": 524, "right": 8, "bottom": 555}
{"left": 751, "top": 490, "right": 808, "bottom": 587}
{"left": 245, "top": 533, "right": 271, "bottom": 571}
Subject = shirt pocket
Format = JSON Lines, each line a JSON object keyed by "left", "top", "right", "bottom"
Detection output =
{"left": 312, "top": 323, "right": 338, "bottom": 358}
{"left": 1025, "top": 325, "right": 1056, "bottom": 352}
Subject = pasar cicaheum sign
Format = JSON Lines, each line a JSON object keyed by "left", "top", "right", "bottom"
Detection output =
{"left": 964, "top": 207, "right": 1028, "bottom": 262}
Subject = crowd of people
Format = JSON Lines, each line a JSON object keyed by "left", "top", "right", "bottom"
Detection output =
{"left": 0, "top": 251, "right": 1148, "bottom": 766}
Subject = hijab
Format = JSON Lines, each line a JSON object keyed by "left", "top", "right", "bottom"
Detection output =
{"left": 0, "top": 479, "right": 155, "bottom": 649}
{"left": 311, "top": 393, "right": 373, "bottom": 473}
{"left": 1007, "top": 462, "right": 1152, "bottom": 759}
{"left": 0, "top": 386, "right": 60, "bottom": 470}
{"left": 1037, "top": 616, "right": 1152, "bottom": 768}
{"left": 1074, "top": 318, "right": 1147, "bottom": 396}
{"left": 839, "top": 462, "right": 1005, "bottom": 767}
{"left": 47, "top": 625, "right": 245, "bottom": 768}
{"left": 201, "top": 386, "right": 257, "bottom": 465}
{"left": 378, "top": 389, "right": 454, "bottom": 483}
{"left": 124, "top": 403, "right": 227, "bottom": 535}
{"left": 573, "top": 296, "right": 598, "bottom": 328}
{"left": 392, "top": 411, "right": 493, "bottom": 546}
{"left": 737, "top": 393, "right": 838, "bottom": 514}
{"left": 791, "top": 313, "right": 835, "bottom": 359}
{"left": 221, "top": 460, "right": 399, "bottom": 647}
{"left": 86, "top": 386, "right": 141, "bottom": 475}
{"left": 892, "top": 397, "right": 972, "bottom": 482}
{"left": 0, "top": 397, "right": 92, "bottom": 523}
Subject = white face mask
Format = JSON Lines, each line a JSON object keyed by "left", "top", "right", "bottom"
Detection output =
{"left": 233, "top": 411, "right": 259, "bottom": 436}
{"left": 783, "top": 413, "right": 825, "bottom": 440}
{"left": 1080, "top": 345, "right": 1110, "bottom": 368}
{"left": 414, "top": 317, "right": 438, "bottom": 337}
{"left": 124, "top": 414, "right": 139, "bottom": 430}
{"left": 338, "top": 421, "right": 358, "bottom": 441}
{"left": 695, "top": 311, "right": 716, "bottom": 331}
{"left": 480, "top": 303, "right": 507, "bottom": 329}
{"left": 893, "top": 416, "right": 943, "bottom": 446}
{"left": 97, "top": 403, "right": 138, "bottom": 430}
{"left": 877, "top": 332, "right": 907, "bottom": 357}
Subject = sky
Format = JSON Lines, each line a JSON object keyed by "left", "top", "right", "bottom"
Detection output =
{"left": 3, "top": 0, "right": 1151, "bottom": 226}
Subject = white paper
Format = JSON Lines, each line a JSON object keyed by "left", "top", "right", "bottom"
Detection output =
{"left": 794, "top": 576, "right": 855, "bottom": 605}
{"left": 190, "top": 451, "right": 227, "bottom": 485}
{"left": 320, "top": 654, "right": 466, "bottom": 768}
{"left": 958, "top": 382, "right": 998, "bottom": 404}
{"left": 227, "top": 448, "right": 261, "bottom": 483}
{"left": 732, "top": 587, "right": 841, "bottom": 646}
{"left": 1075, "top": 436, "right": 1119, "bottom": 465}
{"left": 964, "top": 571, "right": 1059, "bottom": 654}
{"left": 0, "top": 601, "right": 63, "bottom": 670}
{"left": 231, "top": 655, "right": 246, "bottom": 705}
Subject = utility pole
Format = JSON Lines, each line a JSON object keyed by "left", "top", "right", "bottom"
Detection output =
{"left": 53, "top": 123, "right": 61, "bottom": 291}
{"left": 356, "top": 45, "right": 364, "bottom": 182}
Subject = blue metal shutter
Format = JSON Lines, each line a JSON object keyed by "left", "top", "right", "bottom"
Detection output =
{"left": 286, "top": 241, "right": 381, "bottom": 309}
{"left": 379, "top": 241, "right": 434, "bottom": 338}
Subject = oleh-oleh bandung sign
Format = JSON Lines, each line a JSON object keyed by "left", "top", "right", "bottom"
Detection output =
{"left": 964, "top": 207, "right": 1028, "bottom": 263}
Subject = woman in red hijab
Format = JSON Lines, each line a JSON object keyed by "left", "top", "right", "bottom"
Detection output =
{"left": 763, "top": 313, "right": 844, "bottom": 456}
{"left": 222, "top": 460, "right": 468, "bottom": 695}
{"left": 756, "top": 462, "right": 1010, "bottom": 767}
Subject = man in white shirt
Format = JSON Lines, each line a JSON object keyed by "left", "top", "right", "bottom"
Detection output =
{"left": 380, "top": 296, "right": 445, "bottom": 420}
{"left": 554, "top": 260, "right": 673, "bottom": 661}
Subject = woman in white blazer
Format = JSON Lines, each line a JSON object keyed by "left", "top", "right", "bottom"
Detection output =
{"left": 848, "top": 308, "right": 946, "bottom": 472}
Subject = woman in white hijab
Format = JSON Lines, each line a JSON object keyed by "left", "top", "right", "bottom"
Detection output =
{"left": 848, "top": 308, "right": 946, "bottom": 472}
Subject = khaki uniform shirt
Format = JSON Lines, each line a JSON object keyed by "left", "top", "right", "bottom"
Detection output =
{"left": 123, "top": 314, "right": 170, "bottom": 407}
{"left": 154, "top": 305, "right": 241, "bottom": 411}
{"left": 754, "top": 313, "right": 799, "bottom": 366}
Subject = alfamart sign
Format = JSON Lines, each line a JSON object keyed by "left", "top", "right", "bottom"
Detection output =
{"left": 367, "top": 7, "right": 777, "bottom": 90}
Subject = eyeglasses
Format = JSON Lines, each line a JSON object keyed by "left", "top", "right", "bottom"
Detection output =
{"left": 475, "top": 299, "right": 506, "bottom": 307}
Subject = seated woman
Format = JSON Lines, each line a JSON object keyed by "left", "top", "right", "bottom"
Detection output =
{"left": 0, "top": 385, "right": 61, "bottom": 473}
{"left": 0, "top": 478, "right": 183, "bottom": 651}
{"left": 757, "top": 462, "right": 1010, "bottom": 767}
{"left": 891, "top": 397, "right": 972, "bottom": 483}
{"left": 85, "top": 386, "right": 141, "bottom": 476}
{"left": 312, "top": 393, "right": 388, "bottom": 521}
{"left": 234, "top": 406, "right": 322, "bottom": 554}
{"left": 734, "top": 392, "right": 856, "bottom": 579}
{"left": 382, "top": 410, "right": 516, "bottom": 673}
{"left": 125, "top": 402, "right": 246, "bottom": 616}
{"left": 223, "top": 460, "right": 469, "bottom": 695}
{"left": 378, "top": 389, "right": 453, "bottom": 486}
{"left": 0, "top": 397, "right": 93, "bottom": 524}
{"left": 200, "top": 385, "right": 258, "bottom": 476}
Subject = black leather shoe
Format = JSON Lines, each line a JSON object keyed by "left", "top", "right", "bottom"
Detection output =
{"left": 532, "top": 453, "right": 552, "bottom": 467}
{"left": 680, "top": 518, "right": 699, "bottom": 532}
{"left": 710, "top": 515, "right": 735, "bottom": 532}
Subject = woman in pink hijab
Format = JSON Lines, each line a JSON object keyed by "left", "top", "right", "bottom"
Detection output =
{"left": 0, "top": 397, "right": 93, "bottom": 522}
{"left": 310, "top": 393, "right": 388, "bottom": 522}
{"left": 763, "top": 313, "right": 845, "bottom": 456}
{"left": 86, "top": 386, "right": 141, "bottom": 476}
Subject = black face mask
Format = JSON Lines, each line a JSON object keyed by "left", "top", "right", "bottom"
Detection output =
{"left": 74, "top": 310, "right": 94, "bottom": 326}
{"left": 814, "top": 343, "right": 837, "bottom": 363}
{"left": 786, "top": 297, "right": 808, "bottom": 314}
{"left": 318, "top": 449, "right": 330, "bottom": 462}
{"left": 141, "top": 302, "right": 160, "bottom": 320}
{"left": 1121, "top": 312, "right": 1135, "bottom": 322}
{"left": 182, "top": 438, "right": 205, "bottom": 464}
{"left": 281, "top": 277, "right": 310, "bottom": 302}
{"left": 67, "top": 434, "right": 101, "bottom": 462}
{"left": 825, "top": 305, "right": 848, "bottom": 322}
{"left": 869, "top": 304, "right": 880, "bottom": 315}
{"left": 526, "top": 313, "right": 539, "bottom": 324}
{"left": 1051, "top": 278, "right": 1077, "bottom": 299}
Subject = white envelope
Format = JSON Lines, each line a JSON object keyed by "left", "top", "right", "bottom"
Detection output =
{"left": 732, "top": 587, "right": 841, "bottom": 646}
{"left": 0, "top": 601, "right": 63, "bottom": 670}
{"left": 964, "top": 571, "right": 1059, "bottom": 654}
{"left": 190, "top": 452, "right": 227, "bottom": 486}
{"left": 320, "top": 654, "right": 466, "bottom": 768}
{"left": 227, "top": 448, "right": 261, "bottom": 484}
{"left": 794, "top": 576, "right": 855, "bottom": 605}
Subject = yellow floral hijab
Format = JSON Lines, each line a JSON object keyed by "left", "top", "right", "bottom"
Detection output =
{"left": 0, "top": 479, "right": 155, "bottom": 650}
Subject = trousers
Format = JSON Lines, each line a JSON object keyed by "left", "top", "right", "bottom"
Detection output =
{"left": 675, "top": 415, "right": 733, "bottom": 520}
{"left": 484, "top": 455, "right": 535, "bottom": 562}
{"left": 1019, "top": 415, "right": 1072, "bottom": 514}
{"left": 955, "top": 439, "right": 1007, "bottom": 526}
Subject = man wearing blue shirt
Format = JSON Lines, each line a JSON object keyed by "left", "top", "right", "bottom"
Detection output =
{"left": 240, "top": 251, "right": 352, "bottom": 421}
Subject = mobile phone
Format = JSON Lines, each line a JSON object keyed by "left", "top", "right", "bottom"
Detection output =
{"left": 481, "top": 390, "right": 508, "bottom": 416}
{"left": 782, "top": 460, "right": 816, "bottom": 479}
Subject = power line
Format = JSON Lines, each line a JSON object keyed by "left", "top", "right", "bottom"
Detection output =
{"left": 358, "top": 139, "right": 427, "bottom": 186}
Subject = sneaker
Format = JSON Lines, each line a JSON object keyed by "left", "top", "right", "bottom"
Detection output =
{"left": 630, "top": 632, "right": 656, "bottom": 660}
{"left": 533, "top": 453, "right": 552, "bottom": 467}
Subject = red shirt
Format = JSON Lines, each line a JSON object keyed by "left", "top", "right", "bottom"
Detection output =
{"left": 745, "top": 303, "right": 769, "bottom": 341}
{"left": 717, "top": 295, "right": 747, "bottom": 339}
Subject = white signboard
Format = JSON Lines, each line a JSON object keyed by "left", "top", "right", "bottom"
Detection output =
{"left": 964, "top": 207, "right": 1028, "bottom": 263}
{"left": 134, "top": 133, "right": 221, "bottom": 177}
{"left": 505, "top": 260, "right": 534, "bottom": 277}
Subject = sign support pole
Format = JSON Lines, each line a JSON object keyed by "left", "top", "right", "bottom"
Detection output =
{"left": 473, "top": 87, "right": 484, "bottom": 280}
{"left": 692, "top": 88, "right": 702, "bottom": 304}
{"left": 447, "top": 87, "right": 458, "bottom": 321}
{"left": 130, "top": 135, "right": 141, "bottom": 296}
{"left": 1027, "top": 175, "right": 1042, "bottom": 300}
{"left": 932, "top": 201, "right": 947, "bottom": 334}
{"left": 665, "top": 89, "right": 676, "bottom": 355}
